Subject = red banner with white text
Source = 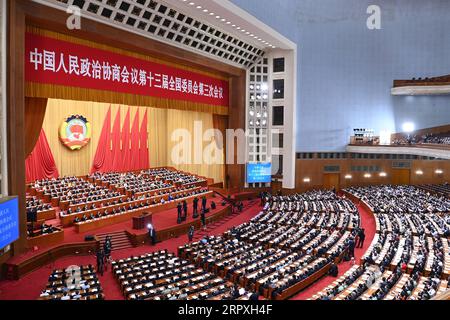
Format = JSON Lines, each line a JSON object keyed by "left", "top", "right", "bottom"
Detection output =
{"left": 25, "top": 33, "right": 229, "bottom": 107}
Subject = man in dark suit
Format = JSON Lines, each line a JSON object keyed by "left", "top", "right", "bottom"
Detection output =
{"left": 188, "top": 226, "right": 195, "bottom": 242}
{"left": 193, "top": 197, "right": 199, "bottom": 218}
{"left": 148, "top": 224, "right": 157, "bottom": 245}
{"left": 201, "top": 196, "right": 207, "bottom": 212}
{"left": 182, "top": 200, "right": 188, "bottom": 221}
{"left": 357, "top": 229, "right": 366, "bottom": 248}
{"left": 96, "top": 249, "right": 105, "bottom": 276}
{"left": 348, "top": 238, "right": 355, "bottom": 258}
{"left": 200, "top": 209, "right": 206, "bottom": 230}
{"left": 249, "top": 291, "right": 259, "bottom": 300}
{"left": 177, "top": 202, "right": 183, "bottom": 224}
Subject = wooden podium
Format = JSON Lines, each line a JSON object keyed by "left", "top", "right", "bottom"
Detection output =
{"left": 132, "top": 212, "right": 153, "bottom": 230}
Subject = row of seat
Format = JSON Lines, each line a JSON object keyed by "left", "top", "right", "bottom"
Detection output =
{"left": 39, "top": 265, "right": 104, "bottom": 300}
{"left": 112, "top": 250, "right": 250, "bottom": 300}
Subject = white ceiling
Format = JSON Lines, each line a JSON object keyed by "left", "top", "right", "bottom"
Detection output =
{"left": 164, "top": 0, "right": 296, "bottom": 50}
{"left": 32, "top": 0, "right": 296, "bottom": 69}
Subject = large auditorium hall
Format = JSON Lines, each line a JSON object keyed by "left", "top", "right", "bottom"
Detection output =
{"left": 0, "top": 0, "right": 449, "bottom": 312}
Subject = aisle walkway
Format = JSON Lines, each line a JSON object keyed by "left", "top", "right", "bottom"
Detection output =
{"left": 290, "top": 203, "right": 376, "bottom": 300}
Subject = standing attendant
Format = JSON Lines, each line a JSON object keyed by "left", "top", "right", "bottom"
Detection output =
{"left": 193, "top": 197, "right": 199, "bottom": 218}
{"left": 96, "top": 249, "right": 105, "bottom": 276}
{"left": 103, "top": 237, "right": 112, "bottom": 270}
{"left": 201, "top": 196, "right": 207, "bottom": 212}
{"left": 188, "top": 226, "right": 195, "bottom": 242}
{"left": 357, "top": 229, "right": 366, "bottom": 248}
{"left": 177, "top": 202, "right": 183, "bottom": 224}
{"left": 200, "top": 209, "right": 206, "bottom": 230}
{"left": 348, "top": 238, "right": 356, "bottom": 258}
{"left": 148, "top": 223, "right": 157, "bottom": 245}
{"left": 182, "top": 200, "right": 188, "bottom": 221}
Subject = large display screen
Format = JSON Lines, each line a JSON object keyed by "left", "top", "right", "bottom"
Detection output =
{"left": 0, "top": 197, "right": 19, "bottom": 250}
{"left": 246, "top": 163, "right": 272, "bottom": 183}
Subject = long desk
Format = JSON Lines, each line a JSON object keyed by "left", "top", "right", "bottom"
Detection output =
{"left": 74, "top": 191, "right": 213, "bottom": 233}
{"left": 27, "top": 229, "right": 65, "bottom": 249}
{"left": 60, "top": 186, "right": 204, "bottom": 226}
{"left": 59, "top": 195, "right": 127, "bottom": 212}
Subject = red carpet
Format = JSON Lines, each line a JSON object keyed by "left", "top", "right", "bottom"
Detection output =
{"left": 290, "top": 203, "right": 376, "bottom": 300}
{"left": 0, "top": 200, "right": 262, "bottom": 300}
{"left": 8, "top": 199, "right": 226, "bottom": 265}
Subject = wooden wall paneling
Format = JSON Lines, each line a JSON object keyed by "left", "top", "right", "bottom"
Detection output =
{"left": 323, "top": 173, "right": 340, "bottom": 190}
{"left": 226, "top": 74, "right": 247, "bottom": 189}
{"left": 24, "top": 97, "right": 48, "bottom": 156}
{"left": 294, "top": 158, "right": 449, "bottom": 193}
{"left": 392, "top": 169, "right": 411, "bottom": 185}
{"left": 7, "top": 0, "right": 27, "bottom": 254}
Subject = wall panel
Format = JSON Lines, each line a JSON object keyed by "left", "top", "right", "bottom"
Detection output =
{"left": 41, "top": 99, "right": 224, "bottom": 183}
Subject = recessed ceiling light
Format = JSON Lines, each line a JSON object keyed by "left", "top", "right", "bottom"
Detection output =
{"left": 189, "top": 2, "right": 195, "bottom": 5}
{"left": 196, "top": 6, "right": 202, "bottom": 9}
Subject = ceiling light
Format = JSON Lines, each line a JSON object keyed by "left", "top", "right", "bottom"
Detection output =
{"left": 379, "top": 172, "right": 387, "bottom": 177}
{"left": 261, "top": 83, "right": 268, "bottom": 91}
{"left": 415, "top": 170, "right": 424, "bottom": 175}
{"left": 402, "top": 122, "right": 415, "bottom": 133}
{"left": 345, "top": 174, "right": 352, "bottom": 180}
{"left": 435, "top": 169, "right": 443, "bottom": 175}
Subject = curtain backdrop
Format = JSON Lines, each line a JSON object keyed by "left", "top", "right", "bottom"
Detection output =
{"left": 130, "top": 112, "right": 141, "bottom": 171}
{"left": 42, "top": 99, "right": 224, "bottom": 183}
{"left": 25, "top": 97, "right": 48, "bottom": 157}
{"left": 90, "top": 106, "right": 111, "bottom": 173}
{"left": 25, "top": 129, "right": 59, "bottom": 183}
{"left": 139, "top": 110, "right": 149, "bottom": 170}
{"left": 90, "top": 107, "right": 150, "bottom": 173}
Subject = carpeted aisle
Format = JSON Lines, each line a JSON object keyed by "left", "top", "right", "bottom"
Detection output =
{"left": 0, "top": 200, "right": 263, "bottom": 300}
{"left": 290, "top": 203, "right": 376, "bottom": 300}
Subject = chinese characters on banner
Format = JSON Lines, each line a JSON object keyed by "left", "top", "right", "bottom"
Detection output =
{"left": 25, "top": 33, "right": 229, "bottom": 107}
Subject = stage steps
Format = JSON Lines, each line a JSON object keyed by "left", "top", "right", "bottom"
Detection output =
{"left": 96, "top": 231, "right": 134, "bottom": 252}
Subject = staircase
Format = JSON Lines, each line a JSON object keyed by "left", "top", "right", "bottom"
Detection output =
{"left": 192, "top": 200, "right": 259, "bottom": 241}
{"left": 96, "top": 231, "right": 134, "bottom": 252}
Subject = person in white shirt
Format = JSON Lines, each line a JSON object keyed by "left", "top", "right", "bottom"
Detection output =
{"left": 60, "top": 293, "right": 71, "bottom": 300}
{"left": 40, "top": 290, "right": 50, "bottom": 297}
